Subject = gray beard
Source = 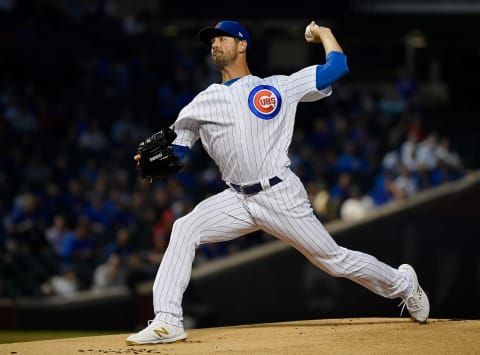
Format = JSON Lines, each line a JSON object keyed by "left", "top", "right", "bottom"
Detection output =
{"left": 211, "top": 55, "right": 227, "bottom": 68}
{"left": 211, "top": 51, "right": 237, "bottom": 68}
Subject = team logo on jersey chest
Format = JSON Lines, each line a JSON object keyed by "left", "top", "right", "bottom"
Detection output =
{"left": 248, "top": 85, "right": 282, "bottom": 120}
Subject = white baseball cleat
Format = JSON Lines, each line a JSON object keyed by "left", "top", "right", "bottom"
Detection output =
{"left": 398, "top": 264, "right": 430, "bottom": 323}
{"left": 125, "top": 319, "right": 187, "bottom": 345}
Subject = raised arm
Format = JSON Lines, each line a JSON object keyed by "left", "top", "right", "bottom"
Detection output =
{"left": 304, "top": 21, "right": 348, "bottom": 89}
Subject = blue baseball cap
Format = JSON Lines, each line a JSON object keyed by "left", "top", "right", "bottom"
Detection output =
{"left": 198, "top": 21, "right": 251, "bottom": 49}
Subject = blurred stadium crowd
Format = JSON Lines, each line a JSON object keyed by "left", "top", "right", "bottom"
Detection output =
{"left": 0, "top": 1, "right": 470, "bottom": 299}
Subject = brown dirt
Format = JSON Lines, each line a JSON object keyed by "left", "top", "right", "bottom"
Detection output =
{"left": 1, "top": 318, "right": 479, "bottom": 354}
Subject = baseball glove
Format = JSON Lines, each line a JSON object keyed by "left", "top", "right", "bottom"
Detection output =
{"left": 136, "top": 127, "right": 183, "bottom": 182}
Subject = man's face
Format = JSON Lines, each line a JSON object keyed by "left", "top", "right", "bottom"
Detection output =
{"left": 210, "top": 36, "right": 240, "bottom": 67}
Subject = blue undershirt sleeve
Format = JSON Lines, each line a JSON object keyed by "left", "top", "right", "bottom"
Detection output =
{"left": 172, "top": 144, "right": 190, "bottom": 162}
{"left": 316, "top": 51, "right": 349, "bottom": 90}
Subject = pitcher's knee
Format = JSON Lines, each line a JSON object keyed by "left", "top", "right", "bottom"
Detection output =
{"left": 170, "top": 214, "right": 202, "bottom": 245}
{"left": 311, "top": 247, "right": 353, "bottom": 278}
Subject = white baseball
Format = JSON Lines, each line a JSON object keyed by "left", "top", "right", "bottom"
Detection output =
{"left": 305, "top": 24, "right": 313, "bottom": 38}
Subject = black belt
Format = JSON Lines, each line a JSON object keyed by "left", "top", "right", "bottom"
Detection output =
{"left": 230, "top": 176, "right": 282, "bottom": 195}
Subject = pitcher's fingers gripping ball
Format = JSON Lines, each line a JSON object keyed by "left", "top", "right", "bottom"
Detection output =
{"left": 304, "top": 21, "right": 330, "bottom": 44}
{"left": 305, "top": 22, "right": 315, "bottom": 39}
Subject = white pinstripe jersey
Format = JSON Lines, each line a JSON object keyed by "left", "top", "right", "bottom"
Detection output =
{"left": 171, "top": 65, "right": 332, "bottom": 185}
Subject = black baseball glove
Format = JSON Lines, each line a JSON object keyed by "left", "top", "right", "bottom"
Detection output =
{"left": 136, "top": 127, "right": 183, "bottom": 182}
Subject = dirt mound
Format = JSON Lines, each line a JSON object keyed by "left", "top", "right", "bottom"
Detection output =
{"left": 1, "top": 318, "right": 478, "bottom": 354}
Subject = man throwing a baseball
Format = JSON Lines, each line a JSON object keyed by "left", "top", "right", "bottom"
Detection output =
{"left": 126, "top": 20, "right": 430, "bottom": 345}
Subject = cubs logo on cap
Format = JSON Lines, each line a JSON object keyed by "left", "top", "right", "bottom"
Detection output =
{"left": 198, "top": 21, "right": 251, "bottom": 49}
{"left": 248, "top": 85, "right": 282, "bottom": 120}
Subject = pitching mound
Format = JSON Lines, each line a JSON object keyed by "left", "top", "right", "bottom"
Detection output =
{"left": 1, "top": 318, "right": 478, "bottom": 354}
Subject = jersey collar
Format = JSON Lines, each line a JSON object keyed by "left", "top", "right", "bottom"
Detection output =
{"left": 223, "top": 78, "right": 241, "bottom": 86}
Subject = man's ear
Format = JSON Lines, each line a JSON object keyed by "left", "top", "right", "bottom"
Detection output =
{"left": 239, "top": 40, "right": 247, "bottom": 53}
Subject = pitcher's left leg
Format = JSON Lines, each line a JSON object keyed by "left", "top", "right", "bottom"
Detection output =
{"left": 127, "top": 189, "right": 257, "bottom": 345}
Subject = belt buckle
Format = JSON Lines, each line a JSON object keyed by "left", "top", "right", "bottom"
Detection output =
{"left": 240, "top": 184, "right": 250, "bottom": 194}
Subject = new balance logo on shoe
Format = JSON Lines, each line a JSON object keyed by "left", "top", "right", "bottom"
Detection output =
{"left": 154, "top": 327, "right": 170, "bottom": 337}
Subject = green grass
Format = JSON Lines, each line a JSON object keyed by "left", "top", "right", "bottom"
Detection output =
{"left": 0, "top": 330, "right": 123, "bottom": 344}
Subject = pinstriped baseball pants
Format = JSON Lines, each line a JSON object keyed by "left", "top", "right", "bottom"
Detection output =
{"left": 152, "top": 169, "right": 410, "bottom": 327}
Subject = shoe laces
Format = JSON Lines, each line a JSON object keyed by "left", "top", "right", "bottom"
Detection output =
{"left": 398, "top": 289, "right": 421, "bottom": 316}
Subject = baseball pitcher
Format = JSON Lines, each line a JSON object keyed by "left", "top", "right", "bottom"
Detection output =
{"left": 127, "top": 20, "right": 430, "bottom": 345}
